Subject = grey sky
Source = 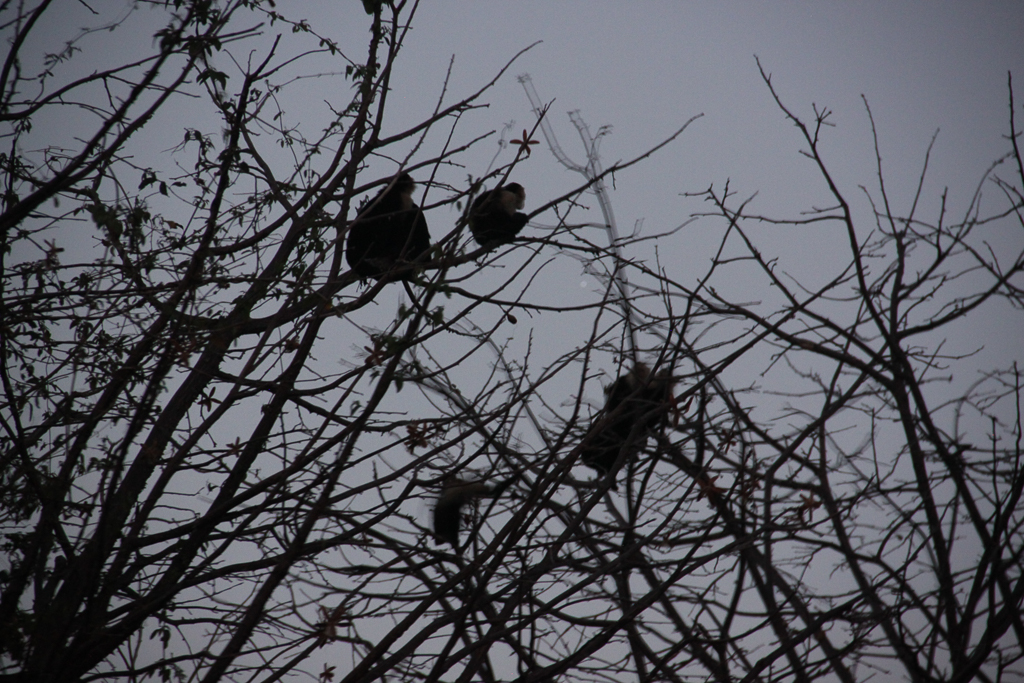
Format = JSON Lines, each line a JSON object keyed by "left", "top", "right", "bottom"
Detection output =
{"left": 8, "top": 2, "right": 1024, "bottom": 679}
{"left": 22, "top": 0, "right": 1023, "bottom": 407}
{"left": 349, "top": 2, "right": 1022, "bottom": 394}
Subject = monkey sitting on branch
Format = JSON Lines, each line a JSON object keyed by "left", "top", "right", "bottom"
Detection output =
{"left": 468, "top": 183, "right": 529, "bottom": 247}
{"left": 580, "top": 363, "right": 674, "bottom": 489}
{"left": 433, "top": 476, "right": 513, "bottom": 551}
{"left": 345, "top": 173, "right": 431, "bottom": 280}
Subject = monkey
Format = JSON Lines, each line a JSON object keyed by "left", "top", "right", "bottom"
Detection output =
{"left": 468, "top": 183, "right": 529, "bottom": 247}
{"left": 579, "top": 363, "right": 674, "bottom": 488}
{"left": 433, "top": 476, "right": 512, "bottom": 550}
{"left": 345, "top": 173, "right": 431, "bottom": 280}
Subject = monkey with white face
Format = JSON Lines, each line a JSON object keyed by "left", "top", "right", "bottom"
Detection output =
{"left": 468, "top": 183, "right": 528, "bottom": 247}
{"left": 346, "top": 173, "right": 431, "bottom": 280}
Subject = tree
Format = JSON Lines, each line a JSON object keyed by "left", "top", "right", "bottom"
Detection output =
{"left": 2, "top": 2, "right": 1023, "bottom": 682}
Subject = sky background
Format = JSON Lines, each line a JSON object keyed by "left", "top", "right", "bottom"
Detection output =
{"left": 382, "top": 1, "right": 1024, "bottom": 391}
{"left": 11, "top": 2, "right": 1024, "bottom": 676}
{"left": 31, "top": 0, "right": 1024, "bottom": 312}
{"left": 297, "top": 0, "right": 1024, "bottom": 520}
{"left": 23, "top": 0, "right": 1024, "bottom": 440}
{"left": 20, "top": 0, "right": 1023, "bottom": 426}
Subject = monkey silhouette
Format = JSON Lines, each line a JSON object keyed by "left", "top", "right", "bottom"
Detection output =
{"left": 468, "top": 183, "right": 528, "bottom": 247}
{"left": 580, "top": 363, "right": 673, "bottom": 488}
{"left": 346, "top": 173, "right": 431, "bottom": 280}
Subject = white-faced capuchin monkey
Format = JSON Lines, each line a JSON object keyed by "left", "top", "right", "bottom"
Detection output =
{"left": 345, "top": 173, "right": 431, "bottom": 280}
{"left": 580, "top": 363, "right": 674, "bottom": 488}
{"left": 433, "top": 476, "right": 512, "bottom": 550}
{"left": 468, "top": 183, "right": 528, "bottom": 247}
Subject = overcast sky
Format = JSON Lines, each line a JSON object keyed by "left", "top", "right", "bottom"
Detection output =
{"left": 13, "top": 2, "right": 1023, "bottom": 676}
{"left": 366, "top": 1, "right": 1024, "bottom": 386}
{"left": 22, "top": 0, "right": 1019, "bottom": 406}
{"left": 19, "top": 0, "right": 1022, "bottom": 393}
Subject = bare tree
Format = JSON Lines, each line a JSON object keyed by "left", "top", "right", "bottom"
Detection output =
{"left": 2, "top": 2, "right": 1022, "bottom": 683}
